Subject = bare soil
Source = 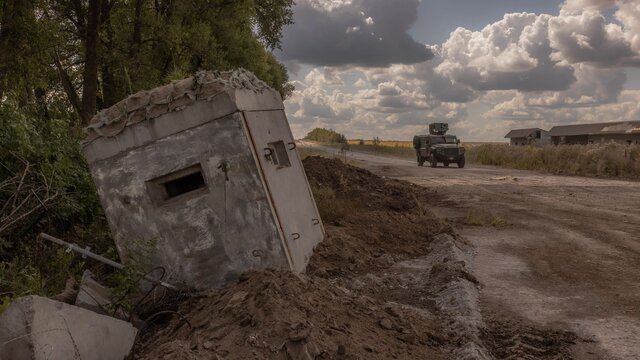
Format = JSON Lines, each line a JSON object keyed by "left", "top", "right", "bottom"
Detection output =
{"left": 138, "top": 157, "right": 454, "bottom": 359}
{"left": 312, "top": 145, "right": 640, "bottom": 360}
{"left": 137, "top": 155, "right": 591, "bottom": 359}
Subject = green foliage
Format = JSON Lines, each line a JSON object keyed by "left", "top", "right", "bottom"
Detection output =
{"left": 309, "top": 185, "right": 354, "bottom": 225}
{"left": 108, "top": 267, "right": 139, "bottom": 315}
{"left": 466, "top": 143, "right": 640, "bottom": 178}
{"left": 0, "top": 0, "right": 295, "bottom": 119}
{"left": 304, "top": 128, "right": 347, "bottom": 143}
{"left": 0, "top": 0, "right": 295, "bottom": 308}
{"left": 0, "top": 101, "right": 113, "bottom": 305}
{"left": 0, "top": 248, "right": 82, "bottom": 301}
{"left": 106, "top": 0, "right": 293, "bottom": 99}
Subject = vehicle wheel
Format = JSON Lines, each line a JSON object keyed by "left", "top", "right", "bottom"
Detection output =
{"left": 457, "top": 157, "right": 466, "bottom": 168}
{"left": 430, "top": 156, "right": 438, "bottom": 168}
{"left": 418, "top": 156, "right": 424, "bottom": 166}
{"left": 443, "top": 162, "right": 449, "bottom": 167}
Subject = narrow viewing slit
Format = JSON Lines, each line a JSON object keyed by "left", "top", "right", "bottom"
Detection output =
{"left": 164, "top": 171, "right": 206, "bottom": 198}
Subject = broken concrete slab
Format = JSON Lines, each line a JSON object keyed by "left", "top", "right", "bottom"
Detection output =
{"left": 0, "top": 295, "right": 137, "bottom": 360}
{"left": 74, "top": 270, "right": 129, "bottom": 321}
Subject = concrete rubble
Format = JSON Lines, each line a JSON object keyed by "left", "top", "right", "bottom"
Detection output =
{"left": 74, "top": 270, "right": 129, "bottom": 321}
{"left": 0, "top": 295, "right": 137, "bottom": 360}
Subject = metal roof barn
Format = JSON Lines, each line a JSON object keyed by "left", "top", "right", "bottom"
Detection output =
{"left": 549, "top": 121, "right": 640, "bottom": 145}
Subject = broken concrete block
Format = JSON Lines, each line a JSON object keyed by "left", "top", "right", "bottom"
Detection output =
{"left": 74, "top": 270, "right": 126, "bottom": 319}
{"left": 0, "top": 295, "right": 137, "bottom": 360}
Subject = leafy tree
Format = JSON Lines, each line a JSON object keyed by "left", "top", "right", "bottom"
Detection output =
{"left": 0, "top": 0, "right": 296, "bottom": 303}
{"left": 0, "top": 0, "right": 294, "bottom": 122}
{"left": 304, "top": 128, "right": 348, "bottom": 143}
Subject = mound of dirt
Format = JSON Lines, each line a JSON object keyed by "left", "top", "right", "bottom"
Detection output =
{"left": 137, "top": 157, "right": 454, "bottom": 359}
{"left": 302, "top": 156, "right": 452, "bottom": 277}
{"left": 138, "top": 269, "right": 448, "bottom": 360}
{"left": 137, "top": 156, "right": 580, "bottom": 360}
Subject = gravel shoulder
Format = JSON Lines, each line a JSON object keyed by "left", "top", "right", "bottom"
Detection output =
{"left": 310, "top": 144, "right": 640, "bottom": 360}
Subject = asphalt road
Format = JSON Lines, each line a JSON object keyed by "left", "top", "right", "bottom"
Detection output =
{"left": 306, "top": 144, "right": 640, "bottom": 360}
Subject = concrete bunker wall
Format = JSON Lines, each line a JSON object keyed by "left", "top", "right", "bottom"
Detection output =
{"left": 88, "top": 111, "right": 288, "bottom": 289}
{"left": 82, "top": 70, "right": 324, "bottom": 290}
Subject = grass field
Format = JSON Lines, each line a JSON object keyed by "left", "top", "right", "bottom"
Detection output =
{"left": 338, "top": 139, "right": 640, "bottom": 178}
{"left": 347, "top": 139, "right": 413, "bottom": 147}
{"left": 342, "top": 139, "right": 500, "bottom": 160}
{"left": 466, "top": 143, "right": 640, "bottom": 178}
{"left": 344, "top": 140, "right": 415, "bottom": 159}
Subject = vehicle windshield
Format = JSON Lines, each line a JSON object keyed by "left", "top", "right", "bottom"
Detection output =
{"left": 431, "top": 136, "right": 458, "bottom": 144}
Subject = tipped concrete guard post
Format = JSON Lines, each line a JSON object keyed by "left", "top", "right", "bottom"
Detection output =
{"left": 82, "top": 69, "right": 325, "bottom": 290}
{"left": 0, "top": 296, "right": 137, "bottom": 360}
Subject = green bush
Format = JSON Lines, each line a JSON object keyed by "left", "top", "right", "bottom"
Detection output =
{"left": 304, "top": 128, "right": 347, "bottom": 143}
{"left": 0, "top": 102, "right": 114, "bottom": 306}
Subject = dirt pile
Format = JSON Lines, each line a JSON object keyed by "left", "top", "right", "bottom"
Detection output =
{"left": 138, "top": 269, "right": 448, "bottom": 359}
{"left": 137, "top": 156, "right": 580, "bottom": 360}
{"left": 303, "top": 156, "right": 451, "bottom": 277}
{"left": 137, "top": 157, "right": 453, "bottom": 359}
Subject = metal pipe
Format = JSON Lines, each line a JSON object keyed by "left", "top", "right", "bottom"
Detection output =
{"left": 39, "top": 233, "right": 179, "bottom": 290}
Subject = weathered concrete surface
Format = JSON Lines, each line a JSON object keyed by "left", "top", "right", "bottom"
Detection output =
{"left": 82, "top": 69, "right": 283, "bottom": 163}
{"left": 88, "top": 113, "right": 288, "bottom": 289}
{"left": 0, "top": 295, "right": 137, "bottom": 360}
{"left": 82, "top": 70, "right": 324, "bottom": 290}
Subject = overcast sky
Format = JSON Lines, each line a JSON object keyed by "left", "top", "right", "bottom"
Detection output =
{"left": 275, "top": 0, "right": 640, "bottom": 142}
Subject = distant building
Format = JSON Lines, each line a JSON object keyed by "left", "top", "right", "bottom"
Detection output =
{"left": 549, "top": 121, "right": 640, "bottom": 145}
{"left": 504, "top": 128, "right": 550, "bottom": 146}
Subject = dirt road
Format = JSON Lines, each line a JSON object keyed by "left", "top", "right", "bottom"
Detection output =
{"left": 310, "top": 144, "right": 640, "bottom": 360}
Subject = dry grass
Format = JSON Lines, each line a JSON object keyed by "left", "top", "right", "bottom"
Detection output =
{"left": 309, "top": 185, "right": 355, "bottom": 225}
{"left": 296, "top": 145, "right": 353, "bottom": 164}
{"left": 347, "top": 139, "right": 413, "bottom": 148}
{"left": 343, "top": 140, "right": 415, "bottom": 159}
{"left": 463, "top": 208, "right": 510, "bottom": 228}
{"left": 466, "top": 143, "right": 640, "bottom": 178}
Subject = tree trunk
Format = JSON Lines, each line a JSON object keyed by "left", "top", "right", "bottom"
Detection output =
{"left": 0, "top": 0, "right": 17, "bottom": 100}
{"left": 54, "top": 50, "right": 83, "bottom": 117}
{"left": 81, "top": 0, "right": 101, "bottom": 123}
{"left": 129, "top": 0, "right": 143, "bottom": 60}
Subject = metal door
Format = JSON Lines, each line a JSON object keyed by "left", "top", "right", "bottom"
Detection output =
{"left": 243, "top": 110, "right": 324, "bottom": 272}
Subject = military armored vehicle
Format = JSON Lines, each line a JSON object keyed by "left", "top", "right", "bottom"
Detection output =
{"left": 412, "top": 123, "right": 465, "bottom": 168}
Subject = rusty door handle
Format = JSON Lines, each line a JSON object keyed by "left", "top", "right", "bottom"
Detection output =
{"left": 263, "top": 148, "right": 273, "bottom": 161}
{"left": 288, "top": 142, "right": 297, "bottom": 150}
